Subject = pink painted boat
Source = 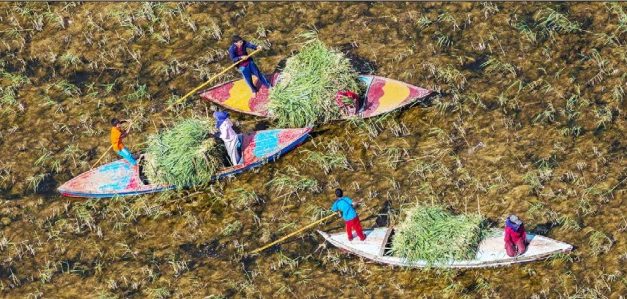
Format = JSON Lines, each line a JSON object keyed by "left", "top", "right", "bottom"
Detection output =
{"left": 318, "top": 227, "right": 573, "bottom": 268}
{"left": 200, "top": 74, "right": 432, "bottom": 119}
{"left": 58, "top": 128, "right": 311, "bottom": 198}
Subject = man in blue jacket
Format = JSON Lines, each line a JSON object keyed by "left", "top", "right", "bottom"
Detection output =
{"left": 229, "top": 35, "right": 271, "bottom": 97}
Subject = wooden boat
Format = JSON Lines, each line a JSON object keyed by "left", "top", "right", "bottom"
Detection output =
{"left": 58, "top": 128, "right": 311, "bottom": 198}
{"left": 318, "top": 227, "right": 573, "bottom": 268}
{"left": 200, "top": 73, "right": 432, "bottom": 119}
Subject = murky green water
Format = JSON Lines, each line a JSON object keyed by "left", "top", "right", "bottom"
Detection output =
{"left": 0, "top": 2, "right": 625, "bottom": 298}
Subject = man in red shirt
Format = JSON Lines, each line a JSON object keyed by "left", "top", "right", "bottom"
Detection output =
{"left": 504, "top": 215, "right": 527, "bottom": 257}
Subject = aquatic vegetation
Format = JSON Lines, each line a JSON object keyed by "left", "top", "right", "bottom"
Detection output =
{"left": 0, "top": 67, "right": 30, "bottom": 112}
{"left": 391, "top": 204, "right": 485, "bottom": 264}
{"left": 534, "top": 7, "right": 581, "bottom": 38}
{"left": 588, "top": 230, "right": 613, "bottom": 256}
{"left": 558, "top": 215, "right": 582, "bottom": 231}
{"left": 221, "top": 220, "right": 242, "bottom": 236}
{"left": 266, "top": 167, "right": 320, "bottom": 200}
{"left": 144, "top": 117, "right": 224, "bottom": 188}
{"left": 268, "top": 32, "right": 363, "bottom": 127}
{"left": 480, "top": 57, "right": 517, "bottom": 78}
{"left": 231, "top": 188, "right": 262, "bottom": 209}
{"left": 147, "top": 287, "right": 171, "bottom": 299}
{"left": 302, "top": 149, "right": 350, "bottom": 175}
{"left": 435, "top": 32, "right": 453, "bottom": 48}
{"left": 125, "top": 83, "right": 151, "bottom": 101}
{"left": 593, "top": 107, "right": 614, "bottom": 129}
{"left": 0, "top": 2, "right": 624, "bottom": 298}
{"left": 425, "top": 63, "right": 467, "bottom": 90}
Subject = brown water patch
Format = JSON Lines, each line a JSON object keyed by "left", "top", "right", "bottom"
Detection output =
{"left": 0, "top": 2, "right": 625, "bottom": 298}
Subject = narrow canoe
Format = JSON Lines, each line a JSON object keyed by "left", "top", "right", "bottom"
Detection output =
{"left": 58, "top": 128, "right": 311, "bottom": 198}
{"left": 200, "top": 73, "right": 432, "bottom": 119}
{"left": 318, "top": 227, "right": 573, "bottom": 268}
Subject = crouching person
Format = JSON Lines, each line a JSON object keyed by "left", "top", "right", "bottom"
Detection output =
{"left": 504, "top": 215, "right": 527, "bottom": 257}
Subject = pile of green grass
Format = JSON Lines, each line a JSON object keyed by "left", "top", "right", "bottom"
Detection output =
{"left": 144, "top": 118, "right": 224, "bottom": 188}
{"left": 268, "top": 33, "right": 363, "bottom": 127}
{"left": 391, "top": 204, "right": 486, "bottom": 265}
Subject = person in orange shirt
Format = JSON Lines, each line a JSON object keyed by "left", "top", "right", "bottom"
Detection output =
{"left": 110, "top": 118, "right": 137, "bottom": 166}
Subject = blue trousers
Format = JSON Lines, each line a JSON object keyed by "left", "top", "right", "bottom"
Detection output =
{"left": 116, "top": 148, "right": 137, "bottom": 166}
{"left": 238, "top": 61, "right": 271, "bottom": 93}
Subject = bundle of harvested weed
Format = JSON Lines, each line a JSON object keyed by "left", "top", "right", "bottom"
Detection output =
{"left": 268, "top": 32, "right": 363, "bottom": 127}
{"left": 144, "top": 118, "right": 224, "bottom": 188}
{"left": 391, "top": 204, "right": 486, "bottom": 265}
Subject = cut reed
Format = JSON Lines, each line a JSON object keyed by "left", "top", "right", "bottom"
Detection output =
{"left": 391, "top": 204, "right": 486, "bottom": 265}
{"left": 268, "top": 32, "right": 363, "bottom": 127}
{"left": 144, "top": 117, "right": 224, "bottom": 188}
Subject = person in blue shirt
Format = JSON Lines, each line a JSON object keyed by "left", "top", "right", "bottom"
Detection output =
{"left": 228, "top": 35, "right": 271, "bottom": 97}
{"left": 331, "top": 188, "right": 366, "bottom": 241}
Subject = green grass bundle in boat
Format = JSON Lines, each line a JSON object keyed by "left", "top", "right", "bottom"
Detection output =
{"left": 391, "top": 204, "right": 486, "bottom": 265}
{"left": 144, "top": 118, "right": 224, "bottom": 188}
{"left": 268, "top": 34, "right": 363, "bottom": 127}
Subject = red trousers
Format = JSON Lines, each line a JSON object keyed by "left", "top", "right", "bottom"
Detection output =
{"left": 345, "top": 217, "right": 366, "bottom": 241}
{"left": 505, "top": 238, "right": 527, "bottom": 257}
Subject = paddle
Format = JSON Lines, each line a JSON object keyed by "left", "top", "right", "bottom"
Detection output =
{"left": 167, "top": 47, "right": 263, "bottom": 110}
{"left": 249, "top": 213, "right": 337, "bottom": 255}
{"left": 89, "top": 116, "right": 140, "bottom": 170}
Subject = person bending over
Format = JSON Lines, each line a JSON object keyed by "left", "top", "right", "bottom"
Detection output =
{"left": 504, "top": 214, "right": 527, "bottom": 257}
{"left": 213, "top": 111, "right": 241, "bottom": 166}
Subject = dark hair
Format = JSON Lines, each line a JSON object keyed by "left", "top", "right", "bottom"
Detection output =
{"left": 111, "top": 118, "right": 120, "bottom": 126}
{"left": 232, "top": 35, "right": 244, "bottom": 43}
{"left": 335, "top": 188, "right": 343, "bottom": 198}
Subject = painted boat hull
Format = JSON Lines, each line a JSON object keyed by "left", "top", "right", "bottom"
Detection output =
{"left": 318, "top": 227, "right": 573, "bottom": 268}
{"left": 58, "top": 128, "right": 311, "bottom": 198}
{"left": 200, "top": 74, "right": 431, "bottom": 119}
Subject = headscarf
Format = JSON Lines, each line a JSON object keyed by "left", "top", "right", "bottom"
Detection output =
{"left": 213, "top": 111, "right": 229, "bottom": 128}
{"left": 505, "top": 215, "right": 523, "bottom": 232}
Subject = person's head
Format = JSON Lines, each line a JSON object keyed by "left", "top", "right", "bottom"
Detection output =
{"left": 213, "top": 111, "right": 229, "bottom": 121}
{"left": 508, "top": 215, "right": 523, "bottom": 226}
{"left": 335, "top": 188, "right": 343, "bottom": 198}
{"left": 232, "top": 35, "right": 244, "bottom": 47}
{"left": 213, "top": 111, "right": 229, "bottom": 128}
{"left": 111, "top": 118, "right": 121, "bottom": 128}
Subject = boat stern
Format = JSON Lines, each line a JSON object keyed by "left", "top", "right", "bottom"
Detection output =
{"left": 58, "top": 160, "right": 164, "bottom": 198}
{"left": 360, "top": 75, "right": 432, "bottom": 118}
{"left": 199, "top": 73, "right": 280, "bottom": 116}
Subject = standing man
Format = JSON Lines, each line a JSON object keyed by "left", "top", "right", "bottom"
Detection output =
{"left": 228, "top": 35, "right": 271, "bottom": 97}
{"left": 331, "top": 188, "right": 366, "bottom": 241}
{"left": 504, "top": 215, "right": 527, "bottom": 257}
{"left": 110, "top": 118, "right": 137, "bottom": 166}
{"left": 213, "top": 111, "right": 241, "bottom": 166}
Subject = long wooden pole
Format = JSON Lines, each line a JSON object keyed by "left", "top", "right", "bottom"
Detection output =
{"left": 89, "top": 116, "right": 140, "bottom": 169}
{"left": 167, "top": 48, "right": 262, "bottom": 110}
{"left": 90, "top": 48, "right": 263, "bottom": 169}
{"left": 250, "top": 213, "right": 336, "bottom": 255}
